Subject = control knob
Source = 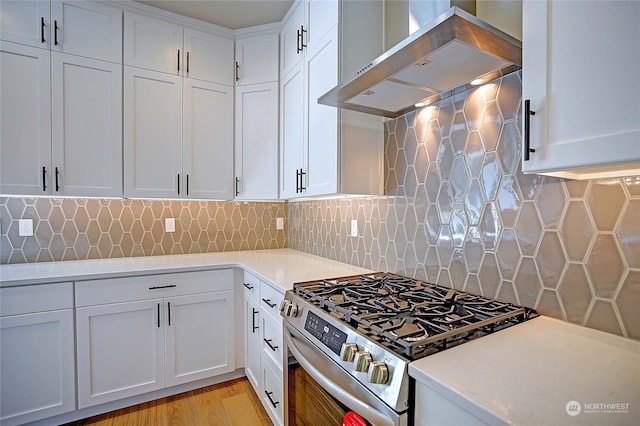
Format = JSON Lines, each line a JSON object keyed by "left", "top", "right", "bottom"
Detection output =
{"left": 353, "top": 351, "right": 372, "bottom": 372}
{"left": 339, "top": 343, "right": 358, "bottom": 362}
{"left": 279, "top": 300, "right": 299, "bottom": 317}
{"left": 368, "top": 361, "right": 389, "bottom": 384}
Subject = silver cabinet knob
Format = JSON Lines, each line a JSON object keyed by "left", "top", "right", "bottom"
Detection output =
{"left": 353, "top": 351, "right": 372, "bottom": 372}
{"left": 339, "top": 343, "right": 358, "bottom": 362}
{"left": 368, "top": 361, "right": 389, "bottom": 384}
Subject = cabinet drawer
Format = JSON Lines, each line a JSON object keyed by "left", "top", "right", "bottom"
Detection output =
{"left": 260, "top": 282, "right": 284, "bottom": 320}
{"left": 1, "top": 283, "right": 73, "bottom": 316}
{"left": 262, "top": 357, "right": 284, "bottom": 426}
{"left": 76, "top": 269, "right": 233, "bottom": 307}
{"left": 262, "top": 313, "right": 284, "bottom": 371}
{"left": 242, "top": 271, "right": 261, "bottom": 301}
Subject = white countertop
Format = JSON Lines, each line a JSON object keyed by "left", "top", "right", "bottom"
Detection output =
{"left": 409, "top": 316, "right": 640, "bottom": 426}
{"left": 0, "top": 249, "right": 372, "bottom": 292}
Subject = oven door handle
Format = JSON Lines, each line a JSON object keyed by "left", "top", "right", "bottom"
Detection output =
{"left": 285, "top": 326, "right": 397, "bottom": 426}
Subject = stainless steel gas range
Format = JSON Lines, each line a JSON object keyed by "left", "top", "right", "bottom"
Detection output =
{"left": 280, "top": 272, "right": 537, "bottom": 426}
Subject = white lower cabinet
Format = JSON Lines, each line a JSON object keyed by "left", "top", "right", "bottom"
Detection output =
{"left": 76, "top": 270, "right": 235, "bottom": 408}
{"left": 0, "top": 283, "right": 75, "bottom": 426}
{"left": 242, "top": 271, "right": 285, "bottom": 425}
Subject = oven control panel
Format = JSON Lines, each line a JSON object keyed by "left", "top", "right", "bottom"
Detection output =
{"left": 304, "top": 311, "right": 347, "bottom": 356}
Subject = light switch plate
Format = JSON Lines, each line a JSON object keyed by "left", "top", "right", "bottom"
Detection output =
{"left": 18, "top": 219, "right": 33, "bottom": 236}
{"left": 276, "top": 217, "right": 284, "bottom": 230}
{"left": 350, "top": 219, "right": 358, "bottom": 237}
{"left": 165, "top": 218, "right": 175, "bottom": 233}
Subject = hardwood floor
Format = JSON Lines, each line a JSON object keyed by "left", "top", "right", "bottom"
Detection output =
{"left": 64, "top": 378, "right": 272, "bottom": 426}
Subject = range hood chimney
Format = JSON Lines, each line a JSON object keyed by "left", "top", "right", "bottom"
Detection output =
{"left": 318, "top": 1, "right": 521, "bottom": 118}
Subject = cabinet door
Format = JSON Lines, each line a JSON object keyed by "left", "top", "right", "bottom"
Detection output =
{"left": 235, "top": 82, "right": 279, "bottom": 200}
{"left": 165, "top": 291, "right": 235, "bottom": 387}
{"left": 124, "top": 66, "right": 182, "bottom": 198}
{"left": 280, "top": 61, "right": 305, "bottom": 199}
{"left": 0, "top": 310, "right": 75, "bottom": 426}
{"left": 124, "top": 11, "right": 182, "bottom": 74}
{"left": 184, "top": 28, "right": 233, "bottom": 85}
{"left": 235, "top": 33, "right": 279, "bottom": 85}
{"left": 280, "top": 3, "right": 305, "bottom": 78}
{"left": 244, "top": 294, "right": 261, "bottom": 393}
{"left": 0, "top": 42, "right": 51, "bottom": 195}
{"left": 76, "top": 299, "right": 165, "bottom": 408}
{"left": 0, "top": 0, "right": 49, "bottom": 49}
{"left": 262, "top": 357, "right": 284, "bottom": 426}
{"left": 307, "top": 0, "right": 338, "bottom": 49}
{"left": 50, "top": 1, "right": 122, "bottom": 63}
{"left": 183, "top": 79, "right": 233, "bottom": 199}
{"left": 305, "top": 28, "right": 339, "bottom": 197}
{"left": 522, "top": 0, "right": 640, "bottom": 179}
{"left": 51, "top": 53, "right": 122, "bottom": 197}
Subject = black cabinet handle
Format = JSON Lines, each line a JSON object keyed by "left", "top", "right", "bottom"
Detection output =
{"left": 524, "top": 99, "right": 536, "bottom": 161}
{"left": 186, "top": 174, "right": 189, "bottom": 196}
{"left": 300, "top": 25, "right": 307, "bottom": 50}
{"left": 296, "top": 28, "right": 301, "bottom": 53}
{"left": 55, "top": 167, "right": 60, "bottom": 192}
{"left": 157, "top": 303, "right": 161, "bottom": 328}
{"left": 186, "top": 51, "right": 189, "bottom": 73}
{"left": 41, "top": 17, "right": 46, "bottom": 44}
{"left": 177, "top": 173, "right": 180, "bottom": 195}
{"left": 235, "top": 61, "right": 240, "bottom": 82}
{"left": 242, "top": 282, "right": 254, "bottom": 290}
{"left": 265, "top": 391, "right": 280, "bottom": 408}
{"left": 42, "top": 166, "right": 47, "bottom": 191}
{"left": 149, "top": 284, "right": 177, "bottom": 290}
{"left": 262, "top": 298, "right": 276, "bottom": 308}
{"left": 295, "top": 169, "right": 300, "bottom": 193}
{"left": 54, "top": 20, "right": 59, "bottom": 46}
{"left": 252, "top": 308, "right": 259, "bottom": 333}
{"left": 300, "top": 169, "right": 306, "bottom": 192}
{"left": 264, "top": 338, "right": 279, "bottom": 351}
{"left": 167, "top": 302, "right": 171, "bottom": 326}
{"left": 177, "top": 49, "right": 180, "bottom": 72}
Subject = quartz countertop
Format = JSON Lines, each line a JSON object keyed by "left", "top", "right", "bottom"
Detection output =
{"left": 409, "top": 316, "right": 640, "bottom": 425}
{"left": 0, "top": 249, "right": 372, "bottom": 292}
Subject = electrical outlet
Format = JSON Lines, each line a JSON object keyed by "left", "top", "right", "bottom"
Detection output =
{"left": 276, "top": 217, "right": 284, "bottom": 230}
{"left": 350, "top": 219, "right": 358, "bottom": 237}
{"left": 165, "top": 218, "right": 175, "bottom": 233}
{"left": 18, "top": 219, "right": 33, "bottom": 236}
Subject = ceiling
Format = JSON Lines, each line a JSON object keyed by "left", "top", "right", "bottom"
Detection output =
{"left": 135, "top": 0, "right": 294, "bottom": 30}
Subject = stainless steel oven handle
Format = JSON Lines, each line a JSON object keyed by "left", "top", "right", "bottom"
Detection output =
{"left": 285, "top": 327, "right": 396, "bottom": 426}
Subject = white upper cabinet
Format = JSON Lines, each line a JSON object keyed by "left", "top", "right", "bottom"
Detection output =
{"left": 124, "top": 11, "right": 233, "bottom": 85}
{"left": 279, "top": 61, "right": 305, "bottom": 199}
{"left": 0, "top": 0, "right": 50, "bottom": 49}
{"left": 280, "top": 2, "right": 304, "bottom": 78}
{"left": 522, "top": 0, "right": 640, "bottom": 179}
{"left": 235, "top": 32, "right": 279, "bottom": 86}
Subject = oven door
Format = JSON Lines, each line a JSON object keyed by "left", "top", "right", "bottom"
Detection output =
{"left": 284, "top": 323, "right": 408, "bottom": 426}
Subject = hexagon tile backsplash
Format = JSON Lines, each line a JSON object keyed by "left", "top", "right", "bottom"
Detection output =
{"left": 0, "top": 199, "right": 287, "bottom": 263}
{"left": 289, "top": 72, "right": 640, "bottom": 340}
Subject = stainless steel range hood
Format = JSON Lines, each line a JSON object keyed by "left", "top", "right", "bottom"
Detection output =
{"left": 318, "top": 6, "right": 521, "bottom": 118}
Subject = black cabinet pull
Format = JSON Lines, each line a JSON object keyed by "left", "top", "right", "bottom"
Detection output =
{"left": 42, "top": 166, "right": 47, "bottom": 191}
{"left": 149, "top": 284, "right": 177, "bottom": 290}
{"left": 157, "top": 303, "right": 161, "bottom": 328}
{"left": 186, "top": 51, "right": 189, "bottom": 73}
{"left": 55, "top": 167, "right": 60, "bottom": 192}
{"left": 300, "top": 169, "right": 306, "bottom": 191}
{"left": 167, "top": 302, "right": 171, "bottom": 326}
{"left": 235, "top": 177, "right": 240, "bottom": 196}
{"left": 296, "top": 28, "right": 301, "bottom": 53}
{"left": 242, "top": 282, "right": 254, "bottom": 290}
{"left": 186, "top": 174, "right": 189, "bottom": 196}
{"left": 235, "top": 61, "right": 240, "bottom": 82}
{"left": 177, "top": 173, "right": 180, "bottom": 195}
{"left": 177, "top": 49, "right": 180, "bottom": 72}
{"left": 41, "top": 17, "right": 46, "bottom": 44}
{"left": 265, "top": 391, "right": 280, "bottom": 408}
{"left": 262, "top": 298, "right": 276, "bottom": 308}
{"left": 300, "top": 25, "right": 307, "bottom": 50}
{"left": 54, "top": 20, "right": 59, "bottom": 46}
{"left": 252, "top": 308, "right": 259, "bottom": 333}
{"left": 295, "top": 169, "right": 300, "bottom": 193}
{"left": 264, "top": 338, "right": 278, "bottom": 351}
{"left": 523, "top": 99, "right": 536, "bottom": 161}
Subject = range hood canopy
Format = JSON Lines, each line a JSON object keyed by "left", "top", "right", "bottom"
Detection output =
{"left": 318, "top": 7, "right": 521, "bottom": 118}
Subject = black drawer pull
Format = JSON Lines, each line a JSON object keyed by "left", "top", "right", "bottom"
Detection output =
{"left": 265, "top": 391, "right": 280, "bottom": 408}
{"left": 149, "top": 285, "right": 177, "bottom": 290}
{"left": 264, "top": 338, "right": 278, "bottom": 352}
{"left": 242, "top": 282, "right": 254, "bottom": 290}
{"left": 262, "top": 298, "right": 276, "bottom": 308}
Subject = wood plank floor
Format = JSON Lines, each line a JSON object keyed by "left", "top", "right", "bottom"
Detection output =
{"left": 64, "top": 378, "right": 273, "bottom": 426}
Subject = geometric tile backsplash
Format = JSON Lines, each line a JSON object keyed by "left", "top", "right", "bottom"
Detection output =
{"left": 0, "top": 198, "right": 287, "bottom": 264}
{"left": 289, "top": 72, "right": 640, "bottom": 340}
